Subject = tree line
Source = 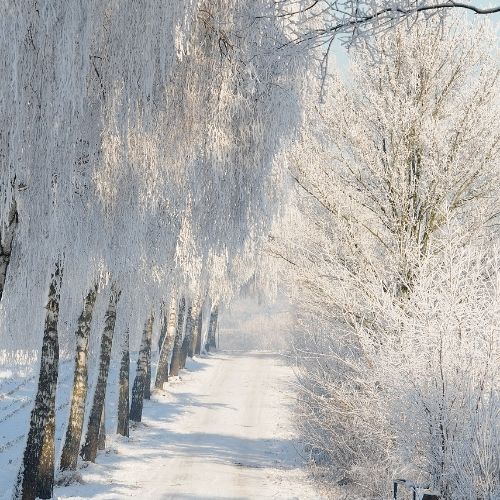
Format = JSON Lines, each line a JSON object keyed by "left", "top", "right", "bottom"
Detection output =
{"left": 0, "top": 1, "right": 307, "bottom": 498}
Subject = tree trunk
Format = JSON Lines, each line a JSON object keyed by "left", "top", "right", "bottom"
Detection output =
{"left": 206, "top": 305, "right": 219, "bottom": 351}
{"left": 97, "top": 406, "right": 106, "bottom": 450}
{"left": 0, "top": 200, "right": 18, "bottom": 302}
{"left": 129, "top": 315, "right": 154, "bottom": 422}
{"left": 15, "top": 264, "right": 62, "bottom": 500}
{"left": 155, "top": 297, "right": 177, "bottom": 389}
{"left": 80, "top": 288, "right": 120, "bottom": 463}
{"left": 59, "top": 287, "right": 98, "bottom": 471}
{"left": 188, "top": 304, "right": 201, "bottom": 358}
{"left": 144, "top": 352, "right": 151, "bottom": 400}
{"left": 158, "top": 304, "right": 168, "bottom": 353}
{"left": 180, "top": 336, "right": 189, "bottom": 369}
{"left": 194, "top": 310, "right": 203, "bottom": 355}
{"left": 180, "top": 304, "right": 193, "bottom": 369}
{"left": 116, "top": 329, "right": 130, "bottom": 437}
{"left": 169, "top": 297, "right": 186, "bottom": 377}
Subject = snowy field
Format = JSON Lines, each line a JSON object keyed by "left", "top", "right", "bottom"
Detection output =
{"left": 0, "top": 350, "right": 318, "bottom": 499}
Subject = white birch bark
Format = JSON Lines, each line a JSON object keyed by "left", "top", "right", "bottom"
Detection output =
{"left": 129, "top": 315, "right": 154, "bottom": 422}
{"left": 116, "top": 328, "right": 130, "bottom": 437}
{"left": 15, "top": 264, "right": 62, "bottom": 500}
{"left": 155, "top": 296, "right": 177, "bottom": 389}
{"left": 169, "top": 297, "right": 186, "bottom": 377}
{"left": 80, "top": 287, "right": 120, "bottom": 463}
{"left": 0, "top": 200, "right": 18, "bottom": 301}
{"left": 206, "top": 305, "right": 219, "bottom": 351}
{"left": 59, "top": 287, "right": 98, "bottom": 471}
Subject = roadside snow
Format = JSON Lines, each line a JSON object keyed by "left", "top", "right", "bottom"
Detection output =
{"left": 52, "top": 351, "right": 318, "bottom": 499}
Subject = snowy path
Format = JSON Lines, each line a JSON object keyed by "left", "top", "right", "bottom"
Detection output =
{"left": 56, "top": 351, "right": 318, "bottom": 499}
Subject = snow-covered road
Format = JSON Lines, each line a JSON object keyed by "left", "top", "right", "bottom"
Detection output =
{"left": 56, "top": 351, "right": 318, "bottom": 499}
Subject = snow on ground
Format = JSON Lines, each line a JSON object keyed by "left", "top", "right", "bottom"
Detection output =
{"left": 45, "top": 351, "right": 319, "bottom": 499}
{"left": 0, "top": 355, "right": 77, "bottom": 497}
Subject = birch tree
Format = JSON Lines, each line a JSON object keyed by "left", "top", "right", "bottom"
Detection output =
{"left": 59, "top": 287, "right": 98, "bottom": 471}
{"left": 129, "top": 316, "right": 154, "bottom": 423}
{"left": 80, "top": 288, "right": 120, "bottom": 463}
{"left": 116, "top": 329, "right": 130, "bottom": 437}
{"left": 170, "top": 298, "right": 187, "bottom": 378}
{"left": 155, "top": 296, "right": 178, "bottom": 389}
{"left": 14, "top": 265, "right": 62, "bottom": 500}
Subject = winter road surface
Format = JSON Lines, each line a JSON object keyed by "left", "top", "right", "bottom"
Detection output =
{"left": 56, "top": 351, "right": 318, "bottom": 499}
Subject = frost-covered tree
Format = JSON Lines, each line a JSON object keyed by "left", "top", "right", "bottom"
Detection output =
{"left": 284, "top": 14, "right": 499, "bottom": 300}
{"left": 0, "top": 1, "right": 308, "bottom": 497}
{"left": 273, "top": 14, "right": 500, "bottom": 498}
{"left": 278, "top": 0, "right": 499, "bottom": 49}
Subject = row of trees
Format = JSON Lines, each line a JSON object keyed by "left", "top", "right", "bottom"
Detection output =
{"left": 270, "top": 14, "right": 500, "bottom": 499}
{"left": 0, "top": 1, "right": 309, "bottom": 498}
{"left": 23, "top": 288, "right": 220, "bottom": 498}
